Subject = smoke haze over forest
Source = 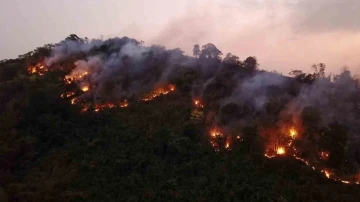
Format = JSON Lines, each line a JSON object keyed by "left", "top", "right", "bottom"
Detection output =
{"left": 1, "top": 0, "right": 360, "bottom": 74}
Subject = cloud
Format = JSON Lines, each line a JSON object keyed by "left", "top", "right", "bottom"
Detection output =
{"left": 148, "top": 0, "right": 360, "bottom": 75}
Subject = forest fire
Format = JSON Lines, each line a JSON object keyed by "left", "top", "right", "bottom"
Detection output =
{"left": 259, "top": 126, "right": 360, "bottom": 184}
{"left": 26, "top": 34, "right": 359, "bottom": 189}
{"left": 209, "top": 127, "right": 222, "bottom": 150}
{"left": 140, "top": 84, "right": 176, "bottom": 101}
{"left": 27, "top": 62, "right": 48, "bottom": 76}
{"left": 94, "top": 103, "right": 115, "bottom": 112}
{"left": 78, "top": 100, "right": 130, "bottom": 112}
{"left": 62, "top": 80, "right": 175, "bottom": 111}
{"left": 65, "top": 71, "right": 88, "bottom": 83}
{"left": 208, "top": 127, "right": 233, "bottom": 150}
{"left": 210, "top": 127, "right": 223, "bottom": 138}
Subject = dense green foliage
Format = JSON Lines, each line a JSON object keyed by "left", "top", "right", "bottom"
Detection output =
{"left": 1, "top": 34, "right": 360, "bottom": 202}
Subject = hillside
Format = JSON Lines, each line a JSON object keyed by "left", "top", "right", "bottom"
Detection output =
{"left": 1, "top": 34, "right": 360, "bottom": 202}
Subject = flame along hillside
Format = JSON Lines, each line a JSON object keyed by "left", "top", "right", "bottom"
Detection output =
{"left": 19, "top": 34, "right": 360, "bottom": 183}
{"left": 2, "top": 34, "right": 360, "bottom": 201}
{"left": 28, "top": 48, "right": 360, "bottom": 184}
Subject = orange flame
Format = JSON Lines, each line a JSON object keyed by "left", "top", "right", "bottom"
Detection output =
{"left": 225, "top": 139, "right": 231, "bottom": 150}
{"left": 27, "top": 63, "right": 48, "bottom": 76}
{"left": 169, "top": 84, "right": 175, "bottom": 91}
{"left": 120, "top": 100, "right": 129, "bottom": 108}
{"left": 289, "top": 127, "right": 297, "bottom": 139}
{"left": 194, "top": 99, "right": 204, "bottom": 108}
{"left": 71, "top": 98, "right": 77, "bottom": 105}
{"left": 92, "top": 101, "right": 129, "bottom": 112}
{"left": 210, "top": 127, "right": 223, "bottom": 138}
{"left": 141, "top": 84, "right": 176, "bottom": 101}
{"left": 61, "top": 92, "right": 75, "bottom": 98}
{"left": 323, "top": 170, "right": 331, "bottom": 178}
{"left": 276, "top": 147, "right": 286, "bottom": 155}
{"left": 66, "top": 71, "right": 88, "bottom": 83}
{"left": 81, "top": 86, "right": 89, "bottom": 92}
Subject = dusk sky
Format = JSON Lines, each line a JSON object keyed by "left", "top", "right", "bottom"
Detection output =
{"left": 1, "top": 0, "right": 359, "bottom": 75}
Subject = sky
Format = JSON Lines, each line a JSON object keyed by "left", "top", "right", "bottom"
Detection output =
{"left": 1, "top": 0, "right": 359, "bottom": 75}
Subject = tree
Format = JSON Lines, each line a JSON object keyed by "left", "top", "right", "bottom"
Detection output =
{"left": 289, "top": 70, "right": 303, "bottom": 77}
{"left": 193, "top": 44, "right": 200, "bottom": 58}
{"left": 223, "top": 53, "right": 241, "bottom": 66}
{"left": 354, "top": 74, "right": 360, "bottom": 89}
{"left": 170, "top": 48, "right": 185, "bottom": 57}
{"left": 244, "top": 56, "right": 258, "bottom": 72}
{"left": 319, "top": 123, "right": 348, "bottom": 169}
{"left": 65, "top": 34, "right": 83, "bottom": 42}
{"left": 311, "top": 63, "right": 326, "bottom": 79}
{"left": 200, "top": 43, "right": 222, "bottom": 61}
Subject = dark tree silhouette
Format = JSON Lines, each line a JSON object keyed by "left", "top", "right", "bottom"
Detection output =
{"left": 200, "top": 43, "right": 222, "bottom": 61}
{"left": 289, "top": 70, "right": 304, "bottom": 77}
{"left": 223, "top": 53, "right": 242, "bottom": 66}
{"left": 312, "top": 63, "right": 326, "bottom": 78}
{"left": 65, "top": 34, "right": 83, "bottom": 42}
{"left": 193, "top": 44, "right": 200, "bottom": 58}
{"left": 244, "top": 56, "right": 258, "bottom": 72}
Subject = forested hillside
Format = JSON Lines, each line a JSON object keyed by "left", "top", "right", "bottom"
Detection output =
{"left": 1, "top": 34, "right": 360, "bottom": 202}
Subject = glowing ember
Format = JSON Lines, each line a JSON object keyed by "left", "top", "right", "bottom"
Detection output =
{"left": 265, "top": 153, "right": 276, "bottom": 158}
{"left": 81, "top": 86, "right": 89, "bottom": 92}
{"left": 82, "top": 106, "right": 89, "bottom": 112}
{"left": 71, "top": 98, "right": 77, "bottom": 105}
{"left": 276, "top": 147, "right": 286, "bottom": 155}
{"left": 319, "top": 151, "right": 330, "bottom": 160}
{"left": 225, "top": 139, "right": 231, "bottom": 150}
{"left": 120, "top": 100, "right": 129, "bottom": 108}
{"left": 194, "top": 99, "right": 204, "bottom": 108}
{"left": 169, "top": 84, "right": 175, "bottom": 91}
{"left": 324, "top": 170, "right": 331, "bottom": 178}
{"left": 61, "top": 92, "right": 75, "bottom": 98}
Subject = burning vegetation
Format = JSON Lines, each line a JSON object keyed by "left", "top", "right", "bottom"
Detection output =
{"left": 22, "top": 35, "right": 360, "bottom": 187}
{"left": 140, "top": 84, "right": 176, "bottom": 102}
{"left": 27, "top": 62, "right": 48, "bottom": 76}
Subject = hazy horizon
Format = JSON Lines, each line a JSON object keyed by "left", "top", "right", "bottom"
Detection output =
{"left": 1, "top": 0, "right": 359, "bottom": 75}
